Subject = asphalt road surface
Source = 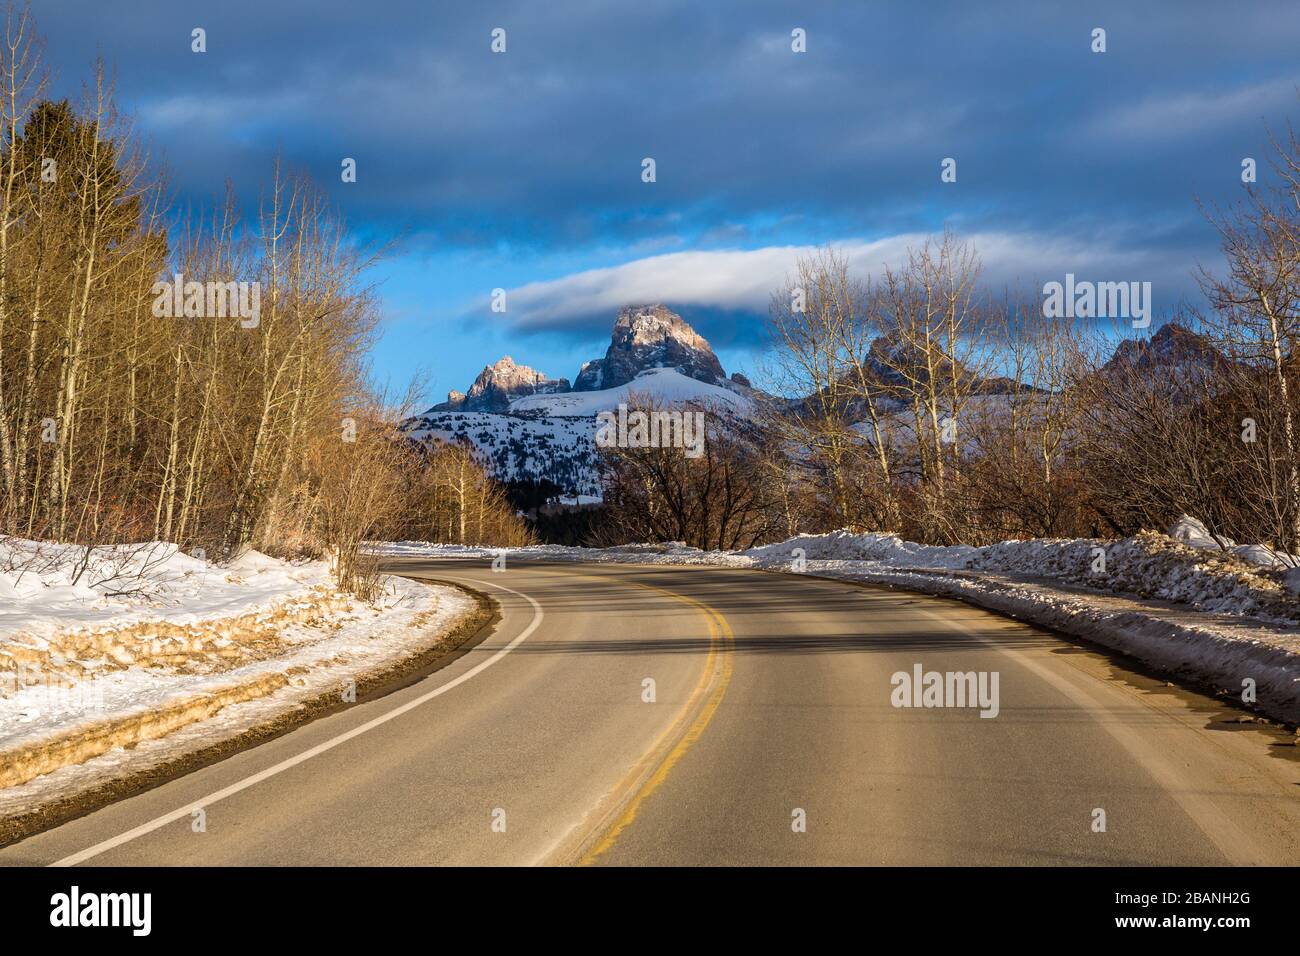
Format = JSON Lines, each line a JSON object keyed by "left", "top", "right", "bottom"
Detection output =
{"left": 3, "top": 559, "right": 1299, "bottom": 866}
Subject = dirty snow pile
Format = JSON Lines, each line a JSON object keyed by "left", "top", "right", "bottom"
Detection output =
{"left": 375, "top": 515, "right": 1300, "bottom": 723}
{"left": 0, "top": 539, "right": 474, "bottom": 807}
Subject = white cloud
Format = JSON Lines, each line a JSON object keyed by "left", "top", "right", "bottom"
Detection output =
{"left": 501, "top": 232, "right": 1204, "bottom": 330}
{"left": 1088, "top": 77, "right": 1297, "bottom": 139}
{"left": 139, "top": 90, "right": 309, "bottom": 129}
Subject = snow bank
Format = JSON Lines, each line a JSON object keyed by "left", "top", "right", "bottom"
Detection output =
{"left": 1168, "top": 514, "right": 1298, "bottom": 569}
{"left": 969, "top": 533, "right": 1296, "bottom": 622}
{"left": 1170, "top": 515, "right": 1226, "bottom": 550}
{"left": 0, "top": 538, "right": 330, "bottom": 641}
{"left": 0, "top": 539, "right": 480, "bottom": 808}
{"left": 745, "top": 530, "right": 977, "bottom": 568}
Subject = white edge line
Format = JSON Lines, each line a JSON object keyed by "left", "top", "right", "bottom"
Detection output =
{"left": 50, "top": 578, "right": 542, "bottom": 867}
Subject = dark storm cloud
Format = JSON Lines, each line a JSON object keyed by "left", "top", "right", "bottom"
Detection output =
{"left": 37, "top": 1, "right": 1300, "bottom": 246}
{"left": 29, "top": 0, "right": 1300, "bottom": 356}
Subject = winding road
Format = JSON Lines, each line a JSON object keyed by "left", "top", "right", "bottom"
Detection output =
{"left": 2, "top": 558, "right": 1299, "bottom": 866}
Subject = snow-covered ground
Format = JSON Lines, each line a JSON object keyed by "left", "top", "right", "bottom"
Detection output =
{"left": 0, "top": 539, "right": 477, "bottom": 809}
{"left": 0, "top": 538, "right": 330, "bottom": 641}
{"left": 373, "top": 517, "right": 1300, "bottom": 724}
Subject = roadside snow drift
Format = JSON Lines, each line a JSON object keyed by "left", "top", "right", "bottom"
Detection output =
{"left": 0, "top": 539, "right": 477, "bottom": 804}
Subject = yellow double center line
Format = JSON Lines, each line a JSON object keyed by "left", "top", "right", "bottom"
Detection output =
{"left": 574, "top": 579, "right": 735, "bottom": 865}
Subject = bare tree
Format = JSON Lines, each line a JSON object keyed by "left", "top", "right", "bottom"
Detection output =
{"left": 1196, "top": 124, "right": 1300, "bottom": 553}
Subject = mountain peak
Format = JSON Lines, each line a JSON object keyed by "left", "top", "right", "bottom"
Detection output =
{"left": 573, "top": 305, "right": 725, "bottom": 391}
{"left": 433, "top": 356, "right": 570, "bottom": 413}
{"left": 427, "top": 305, "right": 727, "bottom": 410}
{"left": 1104, "top": 322, "right": 1224, "bottom": 374}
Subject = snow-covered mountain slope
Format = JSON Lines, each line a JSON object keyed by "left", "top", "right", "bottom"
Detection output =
{"left": 401, "top": 369, "right": 756, "bottom": 497}
{"left": 399, "top": 410, "right": 603, "bottom": 496}
{"left": 511, "top": 367, "right": 752, "bottom": 415}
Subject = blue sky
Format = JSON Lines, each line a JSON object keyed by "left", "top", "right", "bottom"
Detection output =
{"left": 38, "top": 0, "right": 1300, "bottom": 405}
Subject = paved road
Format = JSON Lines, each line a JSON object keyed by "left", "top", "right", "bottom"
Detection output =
{"left": 2, "top": 559, "right": 1298, "bottom": 866}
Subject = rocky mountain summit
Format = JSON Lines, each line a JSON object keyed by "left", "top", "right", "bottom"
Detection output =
{"left": 432, "top": 305, "right": 730, "bottom": 413}
{"left": 433, "top": 356, "right": 570, "bottom": 413}
{"left": 407, "top": 306, "right": 741, "bottom": 496}
{"left": 572, "top": 305, "right": 726, "bottom": 391}
{"left": 1102, "top": 323, "right": 1224, "bottom": 376}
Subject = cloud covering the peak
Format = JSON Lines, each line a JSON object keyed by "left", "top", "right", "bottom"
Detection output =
{"left": 497, "top": 232, "right": 1207, "bottom": 335}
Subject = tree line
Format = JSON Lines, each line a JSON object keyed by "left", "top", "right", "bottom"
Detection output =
{"left": 0, "top": 7, "right": 530, "bottom": 592}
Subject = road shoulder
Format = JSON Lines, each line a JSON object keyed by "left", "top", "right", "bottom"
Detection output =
{"left": 0, "top": 577, "right": 495, "bottom": 849}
